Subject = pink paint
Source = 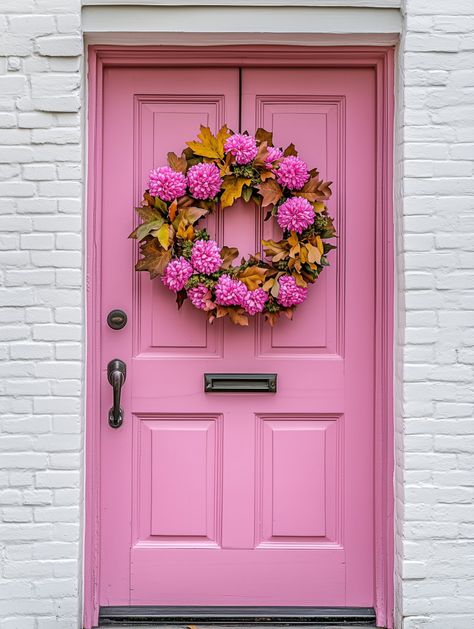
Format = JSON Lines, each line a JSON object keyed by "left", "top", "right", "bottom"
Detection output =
{"left": 86, "top": 46, "right": 394, "bottom": 629}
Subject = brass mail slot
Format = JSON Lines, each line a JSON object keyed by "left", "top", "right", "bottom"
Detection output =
{"left": 204, "top": 373, "right": 277, "bottom": 393}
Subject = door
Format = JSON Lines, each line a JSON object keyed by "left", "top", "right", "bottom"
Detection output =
{"left": 99, "top": 63, "right": 376, "bottom": 608}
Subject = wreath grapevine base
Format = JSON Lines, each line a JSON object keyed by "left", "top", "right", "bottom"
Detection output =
{"left": 130, "top": 125, "right": 336, "bottom": 326}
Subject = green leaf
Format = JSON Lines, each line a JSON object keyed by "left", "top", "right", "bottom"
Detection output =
{"left": 129, "top": 218, "right": 165, "bottom": 241}
{"left": 241, "top": 186, "right": 253, "bottom": 203}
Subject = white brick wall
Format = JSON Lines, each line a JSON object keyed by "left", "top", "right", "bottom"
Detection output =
{"left": 0, "top": 1, "right": 473, "bottom": 628}
{"left": 395, "top": 1, "right": 474, "bottom": 628}
{"left": 0, "top": 1, "right": 83, "bottom": 628}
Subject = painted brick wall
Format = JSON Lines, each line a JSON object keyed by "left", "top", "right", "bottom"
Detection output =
{"left": 0, "top": 1, "right": 83, "bottom": 628}
{"left": 395, "top": 1, "right": 474, "bottom": 628}
{"left": 0, "top": 1, "right": 473, "bottom": 629}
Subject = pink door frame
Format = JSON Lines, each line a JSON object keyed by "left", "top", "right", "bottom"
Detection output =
{"left": 85, "top": 45, "right": 394, "bottom": 629}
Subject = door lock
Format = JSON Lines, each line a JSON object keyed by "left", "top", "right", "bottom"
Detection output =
{"left": 107, "top": 309, "right": 127, "bottom": 330}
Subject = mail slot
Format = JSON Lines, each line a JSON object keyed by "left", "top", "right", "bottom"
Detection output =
{"left": 204, "top": 373, "right": 277, "bottom": 393}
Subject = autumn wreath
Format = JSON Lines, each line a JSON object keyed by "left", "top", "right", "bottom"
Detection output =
{"left": 130, "top": 125, "right": 336, "bottom": 326}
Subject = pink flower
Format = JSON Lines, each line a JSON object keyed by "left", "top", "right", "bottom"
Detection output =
{"left": 241, "top": 288, "right": 269, "bottom": 315}
{"left": 191, "top": 239, "right": 222, "bottom": 275}
{"left": 187, "top": 284, "right": 210, "bottom": 310}
{"left": 214, "top": 274, "right": 248, "bottom": 306}
{"left": 277, "top": 197, "right": 315, "bottom": 233}
{"left": 162, "top": 257, "right": 193, "bottom": 293}
{"left": 277, "top": 275, "right": 308, "bottom": 308}
{"left": 265, "top": 146, "right": 283, "bottom": 169}
{"left": 187, "top": 162, "right": 222, "bottom": 200}
{"left": 275, "top": 156, "right": 309, "bottom": 190}
{"left": 224, "top": 133, "right": 258, "bottom": 165}
{"left": 148, "top": 166, "right": 187, "bottom": 201}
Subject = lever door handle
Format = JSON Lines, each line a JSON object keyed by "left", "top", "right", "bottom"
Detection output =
{"left": 107, "top": 359, "right": 126, "bottom": 428}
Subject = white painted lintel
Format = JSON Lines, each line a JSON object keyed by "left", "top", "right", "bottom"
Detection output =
{"left": 82, "top": 6, "right": 402, "bottom": 39}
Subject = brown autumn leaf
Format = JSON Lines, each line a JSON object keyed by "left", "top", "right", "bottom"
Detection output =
{"left": 264, "top": 311, "right": 279, "bottom": 327}
{"left": 220, "top": 246, "right": 239, "bottom": 269}
{"left": 228, "top": 307, "right": 249, "bottom": 326}
{"left": 256, "top": 179, "right": 283, "bottom": 207}
{"left": 238, "top": 265, "right": 266, "bottom": 290}
{"left": 180, "top": 206, "right": 209, "bottom": 225}
{"left": 306, "top": 242, "right": 321, "bottom": 264}
{"left": 255, "top": 128, "right": 273, "bottom": 146}
{"left": 134, "top": 204, "right": 163, "bottom": 224}
{"left": 168, "top": 198, "right": 178, "bottom": 222}
{"left": 135, "top": 240, "right": 172, "bottom": 279}
{"left": 262, "top": 238, "right": 288, "bottom": 261}
{"left": 221, "top": 177, "right": 251, "bottom": 209}
{"left": 167, "top": 151, "right": 187, "bottom": 174}
{"left": 293, "top": 272, "right": 308, "bottom": 288}
{"left": 253, "top": 141, "right": 270, "bottom": 168}
{"left": 283, "top": 143, "right": 298, "bottom": 157}
{"left": 186, "top": 124, "right": 230, "bottom": 159}
{"left": 260, "top": 170, "right": 275, "bottom": 182}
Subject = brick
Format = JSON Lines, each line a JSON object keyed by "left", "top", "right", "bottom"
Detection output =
{"left": 36, "top": 36, "right": 82, "bottom": 57}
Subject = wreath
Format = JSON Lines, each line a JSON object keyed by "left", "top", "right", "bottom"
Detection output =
{"left": 130, "top": 125, "right": 336, "bottom": 326}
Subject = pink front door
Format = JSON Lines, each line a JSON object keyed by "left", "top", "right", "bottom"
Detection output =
{"left": 99, "top": 62, "right": 376, "bottom": 608}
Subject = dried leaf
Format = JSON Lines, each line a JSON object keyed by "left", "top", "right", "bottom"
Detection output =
{"left": 167, "top": 151, "right": 187, "bottom": 174}
{"left": 256, "top": 179, "right": 283, "bottom": 207}
{"left": 271, "top": 279, "right": 280, "bottom": 298}
{"left": 255, "top": 128, "right": 273, "bottom": 146}
{"left": 283, "top": 143, "right": 298, "bottom": 157}
{"left": 134, "top": 204, "right": 163, "bottom": 224}
{"left": 253, "top": 141, "right": 269, "bottom": 168}
{"left": 262, "top": 278, "right": 275, "bottom": 292}
{"left": 316, "top": 235, "right": 324, "bottom": 256}
{"left": 313, "top": 201, "right": 325, "bottom": 213}
{"left": 220, "top": 246, "right": 239, "bottom": 269}
{"left": 168, "top": 198, "right": 178, "bottom": 222}
{"left": 129, "top": 218, "right": 164, "bottom": 241}
{"left": 180, "top": 206, "right": 209, "bottom": 225}
{"left": 306, "top": 242, "right": 321, "bottom": 264}
{"left": 221, "top": 177, "right": 251, "bottom": 209}
{"left": 228, "top": 308, "right": 249, "bottom": 326}
{"left": 238, "top": 265, "right": 266, "bottom": 290}
{"left": 241, "top": 186, "right": 253, "bottom": 203}
{"left": 186, "top": 124, "right": 230, "bottom": 159}
{"left": 264, "top": 311, "right": 279, "bottom": 327}
{"left": 176, "top": 220, "right": 194, "bottom": 240}
{"left": 176, "top": 289, "right": 187, "bottom": 309}
{"left": 294, "top": 177, "right": 332, "bottom": 202}
{"left": 135, "top": 240, "right": 172, "bottom": 279}
{"left": 155, "top": 223, "right": 171, "bottom": 250}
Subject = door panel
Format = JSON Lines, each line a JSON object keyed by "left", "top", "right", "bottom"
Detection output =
{"left": 100, "top": 64, "right": 376, "bottom": 607}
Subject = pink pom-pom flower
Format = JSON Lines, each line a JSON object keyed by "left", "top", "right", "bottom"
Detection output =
{"left": 214, "top": 274, "right": 248, "bottom": 306}
{"left": 224, "top": 133, "right": 258, "bottom": 165}
{"left": 265, "top": 146, "right": 283, "bottom": 169}
{"left": 277, "top": 197, "right": 315, "bottom": 234}
{"left": 275, "top": 156, "right": 310, "bottom": 191}
{"left": 187, "top": 284, "right": 210, "bottom": 311}
{"left": 148, "top": 166, "right": 187, "bottom": 201}
{"left": 187, "top": 162, "right": 222, "bottom": 200}
{"left": 277, "top": 275, "right": 308, "bottom": 308}
{"left": 241, "top": 288, "right": 269, "bottom": 315}
{"left": 190, "top": 239, "right": 222, "bottom": 275}
{"left": 161, "top": 257, "right": 193, "bottom": 293}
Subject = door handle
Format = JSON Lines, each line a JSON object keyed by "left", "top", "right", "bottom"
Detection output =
{"left": 107, "top": 359, "right": 126, "bottom": 428}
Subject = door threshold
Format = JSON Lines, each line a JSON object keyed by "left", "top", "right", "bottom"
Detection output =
{"left": 98, "top": 607, "right": 376, "bottom": 626}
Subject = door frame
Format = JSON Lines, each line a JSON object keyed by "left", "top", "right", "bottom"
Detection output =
{"left": 85, "top": 44, "right": 394, "bottom": 629}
